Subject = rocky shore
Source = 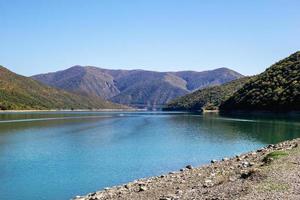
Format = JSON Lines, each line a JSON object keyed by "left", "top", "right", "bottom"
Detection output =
{"left": 74, "top": 138, "right": 300, "bottom": 200}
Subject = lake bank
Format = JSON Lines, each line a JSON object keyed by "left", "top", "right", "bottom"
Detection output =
{"left": 0, "top": 108, "right": 144, "bottom": 113}
{"left": 74, "top": 138, "right": 300, "bottom": 200}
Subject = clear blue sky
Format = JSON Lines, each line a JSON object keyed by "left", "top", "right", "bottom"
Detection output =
{"left": 0, "top": 0, "right": 299, "bottom": 76}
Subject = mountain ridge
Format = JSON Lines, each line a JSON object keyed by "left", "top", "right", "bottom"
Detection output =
{"left": 220, "top": 51, "right": 300, "bottom": 112}
{"left": 0, "top": 66, "right": 124, "bottom": 110}
{"left": 163, "top": 76, "right": 252, "bottom": 111}
{"left": 32, "top": 66, "right": 243, "bottom": 108}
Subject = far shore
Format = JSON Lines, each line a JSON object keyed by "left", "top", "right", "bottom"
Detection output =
{"left": 0, "top": 108, "right": 146, "bottom": 113}
{"left": 202, "top": 109, "right": 219, "bottom": 113}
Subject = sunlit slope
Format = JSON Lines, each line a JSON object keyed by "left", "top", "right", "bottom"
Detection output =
{"left": 163, "top": 77, "right": 251, "bottom": 111}
{"left": 220, "top": 51, "right": 300, "bottom": 112}
{"left": 32, "top": 66, "right": 243, "bottom": 107}
{"left": 0, "top": 66, "right": 123, "bottom": 110}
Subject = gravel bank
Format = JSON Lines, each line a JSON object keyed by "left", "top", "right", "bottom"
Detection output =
{"left": 74, "top": 138, "right": 300, "bottom": 200}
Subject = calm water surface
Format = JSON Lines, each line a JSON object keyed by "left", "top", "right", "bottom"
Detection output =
{"left": 0, "top": 112, "right": 299, "bottom": 200}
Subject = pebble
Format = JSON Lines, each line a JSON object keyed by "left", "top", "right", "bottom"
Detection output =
{"left": 139, "top": 186, "right": 147, "bottom": 192}
{"left": 240, "top": 170, "right": 254, "bottom": 179}
{"left": 267, "top": 144, "right": 275, "bottom": 148}
{"left": 242, "top": 161, "right": 250, "bottom": 167}
{"left": 211, "top": 159, "right": 217, "bottom": 163}
{"left": 89, "top": 192, "right": 96, "bottom": 196}
{"left": 186, "top": 165, "right": 193, "bottom": 169}
{"left": 222, "top": 157, "right": 229, "bottom": 161}
{"left": 159, "top": 197, "right": 172, "bottom": 200}
{"left": 160, "top": 194, "right": 180, "bottom": 200}
{"left": 203, "top": 179, "right": 213, "bottom": 188}
{"left": 229, "top": 177, "right": 237, "bottom": 182}
{"left": 175, "top": 190, "right": 183, "bottom": 195}
{"left": 294, "top": 143, "right": 298, "bottom": 148}
{"left": 138, "top": 182, "right": 145, "bottom": 186}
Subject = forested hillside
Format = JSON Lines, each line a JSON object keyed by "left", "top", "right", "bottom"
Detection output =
{"left": 220, "top": 51, "right": 300, "bottom": 112}
{"left": 0, "top": 66, "right": 123, "bottom": 110}
{"left": 163, "top": 77, "right": 251, "bottom": 111}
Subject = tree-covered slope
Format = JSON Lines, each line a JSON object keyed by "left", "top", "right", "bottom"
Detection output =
{"left": 220, "top": 51, "right": 300, "bottom": 112}
{"left": 163, "top": 77, "right": 251, "bottom": 111}
{"left": 0, "top": 66, "right": 123, "bottom": 110}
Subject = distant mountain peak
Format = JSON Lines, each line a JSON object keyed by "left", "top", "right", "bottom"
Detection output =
{"left": 32, "top": 66, "right": 243, "bottom": 108}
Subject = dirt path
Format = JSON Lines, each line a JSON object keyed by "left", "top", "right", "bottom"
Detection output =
{"left": 74, "top": 139, "right": 300, "bottom": 200}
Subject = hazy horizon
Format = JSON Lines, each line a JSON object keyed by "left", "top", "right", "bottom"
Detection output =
{"left": 1, "top": 0, "right": 299, "bottom": 76}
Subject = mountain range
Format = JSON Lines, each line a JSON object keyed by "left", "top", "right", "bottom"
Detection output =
{"left": 32, "top": 66, "right": 243, "bottom": 108}
{"left": 1, "top": 51, "right": 298, "bottom": 112}
{"left": 0, "top": 66, "right": 123, "bottom": 110}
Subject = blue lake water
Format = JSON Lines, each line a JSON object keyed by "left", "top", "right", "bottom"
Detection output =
{"left": 0, "top": 111, "right": 300, "bottom": 200}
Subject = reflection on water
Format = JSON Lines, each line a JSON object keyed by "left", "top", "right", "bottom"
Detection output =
{"left": 169, "top": 113, "right": 300, "bottom": 144}
{"left": 0, "top": 112, "right": 299, "bottom": 200}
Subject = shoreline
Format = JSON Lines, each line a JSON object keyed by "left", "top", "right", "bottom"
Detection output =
{"left": 0, "top": 108, "right": 145, "bottom": 113}
{"left": 74, "top": 138, "right": 300, "bottom": 200}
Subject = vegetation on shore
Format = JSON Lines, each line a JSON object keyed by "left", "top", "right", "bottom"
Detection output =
{"left": 220, "top": 51, "right": 300, "bottom": 112}
{"left": 0, "top": 66, "right": 124, "bottom": 110}
{"left": 163, "top": 77, "right": 251, "bottom": 111}
{"left": 164, "top": 51, "right": 300, "bottom": 113}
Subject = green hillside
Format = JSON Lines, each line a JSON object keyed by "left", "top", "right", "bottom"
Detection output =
{"left": 163, "top": 77, "right": 251, "bottom": 111}
{"left": 0, "top": 66, "right": 124, "bottom": 110}
{"left": 220, "top": 51, "right": 300, "bottom": 112}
